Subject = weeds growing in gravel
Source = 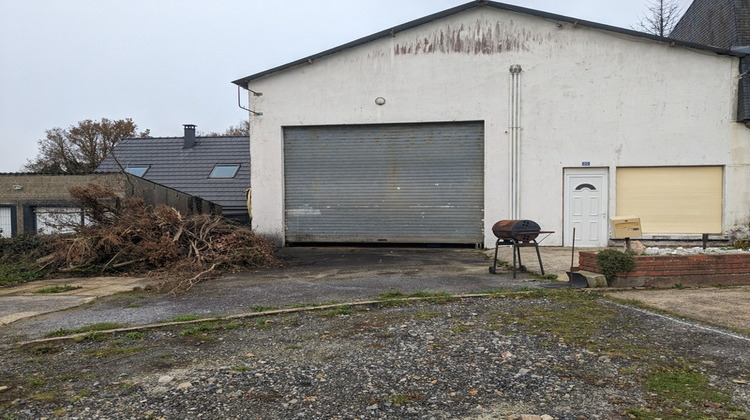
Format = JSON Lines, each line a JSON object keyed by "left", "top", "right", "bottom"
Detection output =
{"left": 33, "top": 285, "right": 81, "bottom": 294}
{"left": 43, "top": 322, "right": 124, "bottom": 338}
{"left": 322, "top": 306, "right": 353, "bottom": 317}
{"left": 83, "top": 345, "right": 148, "bottom": 359}
{"left": 164, "top": 315, "right": 206, "bottom": 322}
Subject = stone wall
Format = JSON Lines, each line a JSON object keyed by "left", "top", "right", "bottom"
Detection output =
{"left": 579, "top": 251, "right": 750, "bottom": 288}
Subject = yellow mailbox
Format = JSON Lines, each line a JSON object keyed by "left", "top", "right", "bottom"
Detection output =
{"left": 611, "top": 216, "right": 642, "bottom": 238}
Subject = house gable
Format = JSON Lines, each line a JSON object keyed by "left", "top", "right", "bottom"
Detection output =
{"left": 233, "top": 0, "right": 739, "bottom": 87}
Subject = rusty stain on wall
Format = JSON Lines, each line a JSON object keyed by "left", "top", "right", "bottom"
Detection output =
{"left": 393, "top": 19, "right": 549, "bottom": 56}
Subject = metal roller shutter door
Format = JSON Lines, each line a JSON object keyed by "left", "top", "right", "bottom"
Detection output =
{"left": 284, "top": 122, "right": 484, "bottom": 244}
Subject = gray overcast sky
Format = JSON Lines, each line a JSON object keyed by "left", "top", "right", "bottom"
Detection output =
{"left": 0, "top": 0, "right": 692, "bottom": 172}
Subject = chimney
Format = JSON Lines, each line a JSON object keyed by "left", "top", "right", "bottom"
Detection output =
{"left": 183, "top": 124, "right": 196, "bottom": 149}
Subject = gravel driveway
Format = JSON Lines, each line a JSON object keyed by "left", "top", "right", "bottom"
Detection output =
{"left": 1, "top": 247, "right": 749, "bottom": 419}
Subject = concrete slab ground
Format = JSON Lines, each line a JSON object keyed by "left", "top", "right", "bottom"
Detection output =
{"left": 0, "top": 276, "right": 149, "bottom": 326}
{"left": 0, "top": 246, "right": 748, "bottom": 340}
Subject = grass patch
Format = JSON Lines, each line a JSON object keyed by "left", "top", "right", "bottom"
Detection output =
{"left": 33, "top": 284, "right": 82, "bottom": 294}
{"left": 626, "top": 368, "right": 734, "bottom": 419}
{"left": 322, "top": 306, "right": 352, "bottom": 317}
{"left": 124, "top": 331, "right": 145, "bottom": 340}
{"left": 178, "top": 319, "right": 242, "bottom": 336}
{"left": 376, "top": 291, "right": 455, "bottom": 304}
{"left": 83, "top": 345, "right": 148, "bottom": 359}
{"left": 30, "top": 392, "right": 57, "bottom": 402}
{"left": 390, "top": 392, "right": 425, "bottom": 405}
{"left": 509, "top": 290, "right": 617, "bottom": 347}
{"left": 0, "top": 263, "right": 42, "bottom": 286}
{"left": 646, "top": 369, "right": 730, "bottom": 404}
{"left": 27, "top": 377, "right": 46, "bottom": 387}
{"left": 31, "top": 344, "right": 61, "bottom": 355}
{"left": 78, "top": 331, "right": 109, "bottom": 342}
{"left": 377, "top": 291, "right": 409, "bottom": 300}
{"left": 180, "top": 322, "right": 215, "bottom": 336}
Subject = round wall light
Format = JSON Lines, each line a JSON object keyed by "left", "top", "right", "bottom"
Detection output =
{"left": 375, "top": 97, "right": 386, "bottom": 106}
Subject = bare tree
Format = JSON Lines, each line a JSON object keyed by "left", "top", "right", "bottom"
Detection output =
{"left": 24, "top": 118, "right": 150, "bottom": 175}
{"left": 634, "top": 0, "right": 683, "bottom": 37}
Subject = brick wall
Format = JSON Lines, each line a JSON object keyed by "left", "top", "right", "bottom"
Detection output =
{"left": 579, "top": 251, "right": 750, "bottom": 287}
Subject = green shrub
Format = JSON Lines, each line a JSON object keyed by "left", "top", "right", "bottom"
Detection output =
{"left": 0, "top": 234, "right": 48, "bottom": 263}
{"left": 595, "top": 249, "right": 636, "bottom": 284}
{"left": 735, "top": 238, "right": 750, "bottom": 250}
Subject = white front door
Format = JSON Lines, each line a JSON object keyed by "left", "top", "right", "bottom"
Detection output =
{"left": 564, "top": 168, "right": 608, "bottom": 247}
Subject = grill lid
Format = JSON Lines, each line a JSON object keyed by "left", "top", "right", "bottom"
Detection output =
{"left": 492, "top": 219, "right": 541, "bottom": 241}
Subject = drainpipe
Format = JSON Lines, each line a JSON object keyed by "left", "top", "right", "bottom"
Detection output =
{"left": 730, "top": 46, "right": 750, "bottom": 125}
{"left": 508, "top": 64, "right": 523, "bottom": 219}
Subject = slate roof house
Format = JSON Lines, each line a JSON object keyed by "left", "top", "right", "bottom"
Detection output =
{"left": 97, "top": 125, "right": 251, "bottom": 223}
{"left": 233, "top": 1, "right": 750, "bottom": 248}
{"left": 670, "top": 0, "right": 750, "bottom": 123}
{"left": 670, "top": 0, "right": 750, "bottom": 49}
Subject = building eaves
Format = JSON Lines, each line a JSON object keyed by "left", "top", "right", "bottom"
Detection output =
{"left": 232, "top": 0, "right": 744, "bottom": 87}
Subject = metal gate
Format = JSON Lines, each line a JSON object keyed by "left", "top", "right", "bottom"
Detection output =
{"left": 283, "top": 122, "right": 484, "bottom": 244}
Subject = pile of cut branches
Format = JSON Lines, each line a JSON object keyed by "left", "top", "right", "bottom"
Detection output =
{"left": 41, "top": 184, "right": 281, "bottom": 291}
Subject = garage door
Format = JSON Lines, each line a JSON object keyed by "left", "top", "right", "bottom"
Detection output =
{"left": 284, "top": 122, "right": 484, "bottom": 244}
{"left": 616, "top": 166, "right": 722, "bottom": 234}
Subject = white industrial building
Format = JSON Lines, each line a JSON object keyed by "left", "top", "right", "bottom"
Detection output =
{"left": 233, "top": 1, "right": 750, "bottom": 248}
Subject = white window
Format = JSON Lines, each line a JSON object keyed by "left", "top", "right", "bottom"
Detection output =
{"left": 0, "top": 207, "right": 12, "bottom": 238}
{"left": 35, "top": 207, "right": 87, "bottom": 235}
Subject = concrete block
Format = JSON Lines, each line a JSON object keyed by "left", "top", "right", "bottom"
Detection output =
{"left": 576, "top": 270, "right": 608, "bottom": 288}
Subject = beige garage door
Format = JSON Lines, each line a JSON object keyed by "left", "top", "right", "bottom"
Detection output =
{"left": 616, "top": 166, "right": 722, "bottom": 234}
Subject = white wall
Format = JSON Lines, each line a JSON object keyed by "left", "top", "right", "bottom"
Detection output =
{"left": 244, "top": 6, "right": 750, "bottom": 246}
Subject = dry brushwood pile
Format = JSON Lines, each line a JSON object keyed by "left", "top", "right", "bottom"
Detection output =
{"left": 42, "top": 184, "right": 281, "bottom": 290}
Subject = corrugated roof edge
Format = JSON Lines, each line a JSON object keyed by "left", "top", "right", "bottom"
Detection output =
{"left": 231, "top": 0, "right": 745, "bottom": 87}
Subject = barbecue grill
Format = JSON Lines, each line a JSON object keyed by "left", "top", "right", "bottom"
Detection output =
{"left": 489, "top": 219, "right": 552, "bottom": 278}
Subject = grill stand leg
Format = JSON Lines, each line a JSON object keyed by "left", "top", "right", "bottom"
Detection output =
{"left": 489, "top": 238, "right": 502, "bottom": 274}
{"left": 490, "top": 239, "right": 545, "bottom": 278}
{"left": 534, "top": 240, "right": 545, "bottom": 275}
